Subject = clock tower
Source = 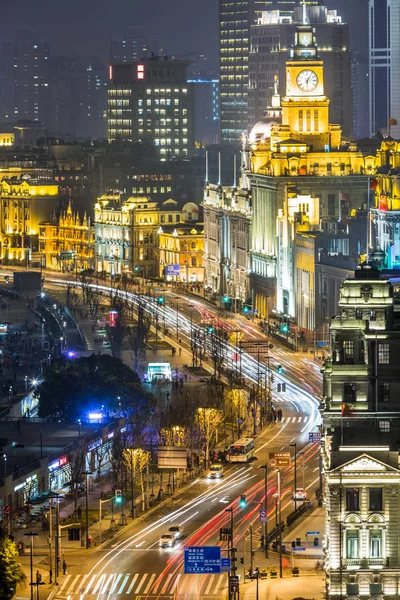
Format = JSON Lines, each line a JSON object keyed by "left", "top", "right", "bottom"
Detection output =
{"left": 280, "top": 25, "right": 336, "bottom": 145}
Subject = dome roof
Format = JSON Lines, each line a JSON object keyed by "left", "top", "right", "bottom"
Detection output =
{"left": 249, "top": 110, "right": 281, "bottom": 143}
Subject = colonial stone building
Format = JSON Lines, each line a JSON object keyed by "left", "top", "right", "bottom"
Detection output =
{"left": 321, "top": 264, "right": 400, "bottom": 598}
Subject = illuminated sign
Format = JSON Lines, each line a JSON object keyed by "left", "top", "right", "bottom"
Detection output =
{"left": 48, "top": 456, "right": 68, "bottom": 471}
{"left": 88, "top": 439, "right": 102, "bottom": 452}
{"left": 109, "top": 310, "right": 118, "bottom": 327}
{"left": 109, "top": 65, "right": 113, "bottom": 80}
{"left": 137, "top": 64, "right": 145, "bottom": 80}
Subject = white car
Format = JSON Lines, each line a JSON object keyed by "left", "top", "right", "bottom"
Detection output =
{"left": 159, "top": 533, "right": 176, "bottom": 548}
{"left": 207, "top": 464, "right": 224, "bottom": 479}
{"left": 168, "top": 525, "right": 184, "bottom": 539}
{"left": 293, "top": 488, "right": 307, "bottom": 501}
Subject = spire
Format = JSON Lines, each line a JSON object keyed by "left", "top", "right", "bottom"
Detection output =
{"left": 302, "top": 0, "right": 308, "bottom": 24}
{"left": 271, "top": 74, "right": 281, "bottom": 109}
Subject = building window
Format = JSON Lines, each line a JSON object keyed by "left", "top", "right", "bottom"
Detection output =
{"left": 299, "top": 109, "right": 303, "bottom": 131}
{"left": 343, "top": 340, "right": 354, "bottom": 363}
{"left": 369, "top": 530, "right": 382, "bottom": 558}
{"left": 346, "top": 488, "right": 360, "bottom": 511}
{"left": 379, "top": 420, "right": 390, "bottom": 432}
{"left": 378, "top": 343, "right": 390, "bottom": 364}
{"left": 378, "top": 382, "right": 390, "bottom": 403}
{"left": 344, "top": 383, "right": 356, "bottom": 403}
{"left": 346, "top": 530, "right": 359, "bottom": 558}
{"left": 328, "top": 194, "right": 335, "bottom": 216}
{"left": 369, "top": 488, "right": 382, "bottom": 511}
{"left": 314, "top": 109, "right": 319, "bottom": 131}
{"left": 306, "top": 109, "right": 311, "bottom": 131}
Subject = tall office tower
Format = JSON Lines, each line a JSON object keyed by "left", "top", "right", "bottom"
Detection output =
{"left": 352, "top": 50, "right": 369, "bottom": 139}
{"left": 369, "top": 0, "right": 400, "bottom": 138}
{"left": 249, "top": 4, "right": 353, "bottom": 137}
{"left": 110, "top": 26, "right": 159, "bottom": 63}
{"left": 82, "top": 58, "right": 107, "bottom": 139}
{"left": 0, "top": 31, "right": 50, "bottom": 124}
{"left": 107, "top": 58, "right": 194, "bottom": 157}
{"left": 219, "top": 0, "right": 266, "bottom": 145}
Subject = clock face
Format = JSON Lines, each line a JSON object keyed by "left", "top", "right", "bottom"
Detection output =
{"left": 296, "top": 70, "right": 318, "bottom": 92}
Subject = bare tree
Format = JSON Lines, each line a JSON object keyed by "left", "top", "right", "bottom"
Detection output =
{"left": 69, "top": 445, "right": 86, "bottom": 512}
{"left": 106, "top": 288, "right": 128, "bottom": 359}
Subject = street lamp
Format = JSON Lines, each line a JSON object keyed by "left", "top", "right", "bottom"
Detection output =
{"left": 290, "top": 442, "right": 297, "bottom": 510}
{"left": 3, "top": 453, "right": 6, "bottom": 478}
{"left": 259, "top": 464, "right": 268, "bottom": 557}
{"left": 81, "top": 471, "right": 93, "bottom": 549}
{"left": 24, "top": 531, "right": 38, "bottom": 600}
{"left": 48, "top": 492, "right": 61, "bottom": 583}
{"left": 275, "top": 468, "right": 283, "bottom": 578}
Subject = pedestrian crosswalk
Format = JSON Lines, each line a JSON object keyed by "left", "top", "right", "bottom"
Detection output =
{"left": 281, "top": 415, "right": 308, "bottom": 424}
{"left": 57, "top": 571, "right": 227, "bottom": 597}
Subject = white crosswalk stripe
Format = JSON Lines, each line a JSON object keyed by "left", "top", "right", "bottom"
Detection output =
{"left": 64, "top": 571, "right": 226, "bottom": 597}
{"left": 281, "top": 415, "right": 309, "bottom": 424}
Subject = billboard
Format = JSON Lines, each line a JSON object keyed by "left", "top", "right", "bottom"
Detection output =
{"left": 157, "top": 447, "right": 188, "bottom": 470}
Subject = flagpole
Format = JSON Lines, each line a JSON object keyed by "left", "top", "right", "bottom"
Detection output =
{"left": 367, "top": 177, "right": 370, "bottom": 262}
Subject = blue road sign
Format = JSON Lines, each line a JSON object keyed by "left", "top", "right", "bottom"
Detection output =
{"left": 316, "top": 341, "right": 327, "bottom": 346}
{"left": 293, "top": 547, "right": 306, "bottom": 552}
{"left": 184, "top": 546, "right": 222, "bottom": 574}
{"left": 260, "top": 509, "right": 267, "bottom": 523}
{"left": 309, "top": 432, "right": 321, "bottom": 443}
{"left": 307, "top": 531, "right": 320, "bottom": 536}
{"left": 165, "top": 264, "right": 180, "bottom": 276}
{"left": 221, "top": 558, "right": 231, "bottom": 572}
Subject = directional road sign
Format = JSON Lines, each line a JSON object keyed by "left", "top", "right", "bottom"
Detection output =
{"left": 221, "top": 558, "right": 231, "bottom": 572}
{"left": 230, "top": 575, "right": 239, "bottom": 593}
{"left": 309, "top": 432, "right": 321, "bottom": 443}
{"left": 260, "top": 509, "right": 267, "bottom": 523}
{"left": 307, "top": 531, "right": 320, "bottom": 536}
{"left": 184, "top": 546, "right": 222, "bottom": 574}
{"left": 293, "top": 547, "right": 306, "bottom": 552}
{"left": 269, "top": 452, "right": 291, "bottom": 467}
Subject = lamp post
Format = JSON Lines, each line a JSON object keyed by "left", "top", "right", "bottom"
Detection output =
{"left": 81, "top": 470, "right": 93, "bottom": 549}
{"left": 48, "top": 492, "right": 60, "bottom": 583}
{"left": 225, "top": 507, "right": 235, "bottom": 600}
{"left": 275, "top": 468, "right": 283, "bottom": 578}
{"left": 24, "top": 531, "right": 38, "bottom": 600}
{"left": 259, "top": 464, "right": 268, "bottom": 557}
{"left": 290, "top": 442, "right": 297, "bottom": 510}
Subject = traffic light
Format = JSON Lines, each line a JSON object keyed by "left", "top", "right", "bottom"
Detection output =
{"left": 277, "top": 364, "right": 283, "bottom": 374}
{"left": 207, "top": 326, "right": 214, "bottom": 334}
{"left": 281, "top": 323, "right": 289, "bottom": 334}
{"left": 282, "top": 383, "right": 286, "bottom": 392}
{"left": 223, "top": 294, "right": 230, "bottom": 303}
{"left": 239, "top": 494, "right": 247, "bottom": 508}
{"left": 115, "top": 489, "right": 123, "bottom": 504}
{"left": 277, "top": 383, "right": 282, "bottom": 393}
{"left": 157, "top": 296, "right": 164, "bottom": 305}
{"left": 243, "top": 305, "right": 250, "bottom": 314}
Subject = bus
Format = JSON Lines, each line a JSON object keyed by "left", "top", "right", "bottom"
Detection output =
{"left": 228, "top": 438, "right": 255, "bottom": 463}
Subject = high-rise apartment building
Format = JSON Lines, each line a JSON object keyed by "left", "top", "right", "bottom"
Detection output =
{"left": 110, "top": 26, "right": 159, "bottom": 63}
{"left": 0, "top": 31, "right": 50, "bottom": 124}
{"left": 369, "top": 0, "right": 400, "bottom": 138}
{"left": 219, "top": 0, "right": 265, "bottom": 145}
{"left": 249, "top": 4, "right": 353, "bottom": 137}
{"left": 107, "top": 58, "right": 194, "bottom": 157}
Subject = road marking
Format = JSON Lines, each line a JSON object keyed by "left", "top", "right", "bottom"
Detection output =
{"left": 204, "top": 575, "right": 215, "bottom": 594}
{"left": 58, "top": 575, "right": 70, "bottom": 592}
{"left": 85, "top": 573, "right": 98, "bottom": 593}
{"left": 66, "top": 574, "right": 80, "bottom": 594}
{"left": 101, "top": 573, "right": 115, "bottom": 593}
{"left": 160, "top": 573, "right": 173, "bottom": 594}
{"left": 170, "top": 574, "right": 181, "bottom": 593}
{"left": 93, "top": 573, "right": 106, "bottom": 594}
{"left": 135, "top": 573, "right": 147, "bottom": 593}
{"left": 298, "top": 416, "right": 303, "bottom": 423}
{"left": 110, "top": 573, "right": 123, "bottom": 593}
{"left": 143, "top": 573, "right": 157, "bottom": 593}
{"left": 118, "top": 574, "right": 130, "bottom": 594}
{"left": 135, "top": 541, "right": 145, "bottom": 547}
{"left": 215, "top": 574, "right": 225, "bottom": 593}
{"left": 126, "top": 573, "right": 139, "bottom": 594}
{"left": 77, "top": 574, "right": 88, "bottom": 594}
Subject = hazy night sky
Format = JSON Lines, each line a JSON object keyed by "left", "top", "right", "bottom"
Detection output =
{"left": 2, "top": 0, "right": 366, "bottom": 61}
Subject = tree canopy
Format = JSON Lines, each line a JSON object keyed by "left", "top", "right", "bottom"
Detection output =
{"left": 0, "top": 531, "right": 25, "bottom": 599}
{"left": 38, "top": 354, "right": 153, "bottom": 421}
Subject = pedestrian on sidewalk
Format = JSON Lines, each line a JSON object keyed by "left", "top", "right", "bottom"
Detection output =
{"left": 49, "top": 567, "right": 53, "bottom": 584}
{"left": 62, "top": 559, "right": 67, "bottom": 575}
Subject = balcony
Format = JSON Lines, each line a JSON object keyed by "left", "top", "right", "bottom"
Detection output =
{"left": 343, "top": 557, "right": 387, "bottom": 568}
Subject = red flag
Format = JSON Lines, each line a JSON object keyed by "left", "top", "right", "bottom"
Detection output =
{"left": 370, "top": 179, "right": 377, "bottom": 191}
{"left": 379, "top": 194, "right": 388, "bottom": 211}
{"left": 341, "top": 403, "right": 353, "bottom": 416}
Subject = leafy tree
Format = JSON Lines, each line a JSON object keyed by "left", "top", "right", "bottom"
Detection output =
{"left": 37, "top": 354, "right": 154, "bottom": 422}
{"left": 195, "top": 407, "right": 224, "bottom": 465}
{"left": 123, "top": 448, "right": 151, "bottom": 511}
{"left": 0, "top": 531, "right": 25, "bottom": 599}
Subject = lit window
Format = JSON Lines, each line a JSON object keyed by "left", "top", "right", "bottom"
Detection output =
{"left": 378, "top": 382, "right": 390, "bottom": 403}
{"left": 378, "top": 343, "right": 390, "bottom": 364}
{"left": 346, "top": 530, "right": 359, "bottom": 559}
{"left": 346, "top": 488, "right": 360, "bottom": 511}
{"left": 369, "top": 530, "right": 382, "bottom": 558}
{"left": 343, "top": 340, "right": 354, "bottom": 363}
{"left": 369, "top": 488, "right": 383, "bottom": 511}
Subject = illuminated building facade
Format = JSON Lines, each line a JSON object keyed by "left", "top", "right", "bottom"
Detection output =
{"left": 0, "top": 177, "right": 59, "bottom": 263}
{"left": 203, "top": 182, "right": 252, "bottom": 310}
{"left": 219, "top": 0, "right": 265, "bottom": 145}
{"left": 107, "top": 59, "right": 194, "bottom": 157}
{"left": 158, "top": 222, "right": 204, "bottom": 283}
{"left": 249, "top": 4, "right": 352, "bottom": 137}
{"left": 321, "top": 264, "right": 400, "bottom": 599}
{"left": 95, "top": 193, "right": 200, "bottom": 277}
{"left": 243, "top": 24, "right": 375, "bottom": 325}
{"left": 369, "top": 0, "right": 400, "bottom": 138}
{"left": 371, "top": 142, "right": 400, "bottom": 269}
{"left": 38, "top": 202, "right": 94, "bottom": 271}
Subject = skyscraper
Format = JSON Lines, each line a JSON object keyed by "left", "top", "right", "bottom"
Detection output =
{"left": 110, "top": 27, "right": 159, "bottom": 63}
{"left": 369, "top": 0, "right": 400, "bottom": 138}
{"left": 219, "top": 0, "right": 265, "bottom": 145}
